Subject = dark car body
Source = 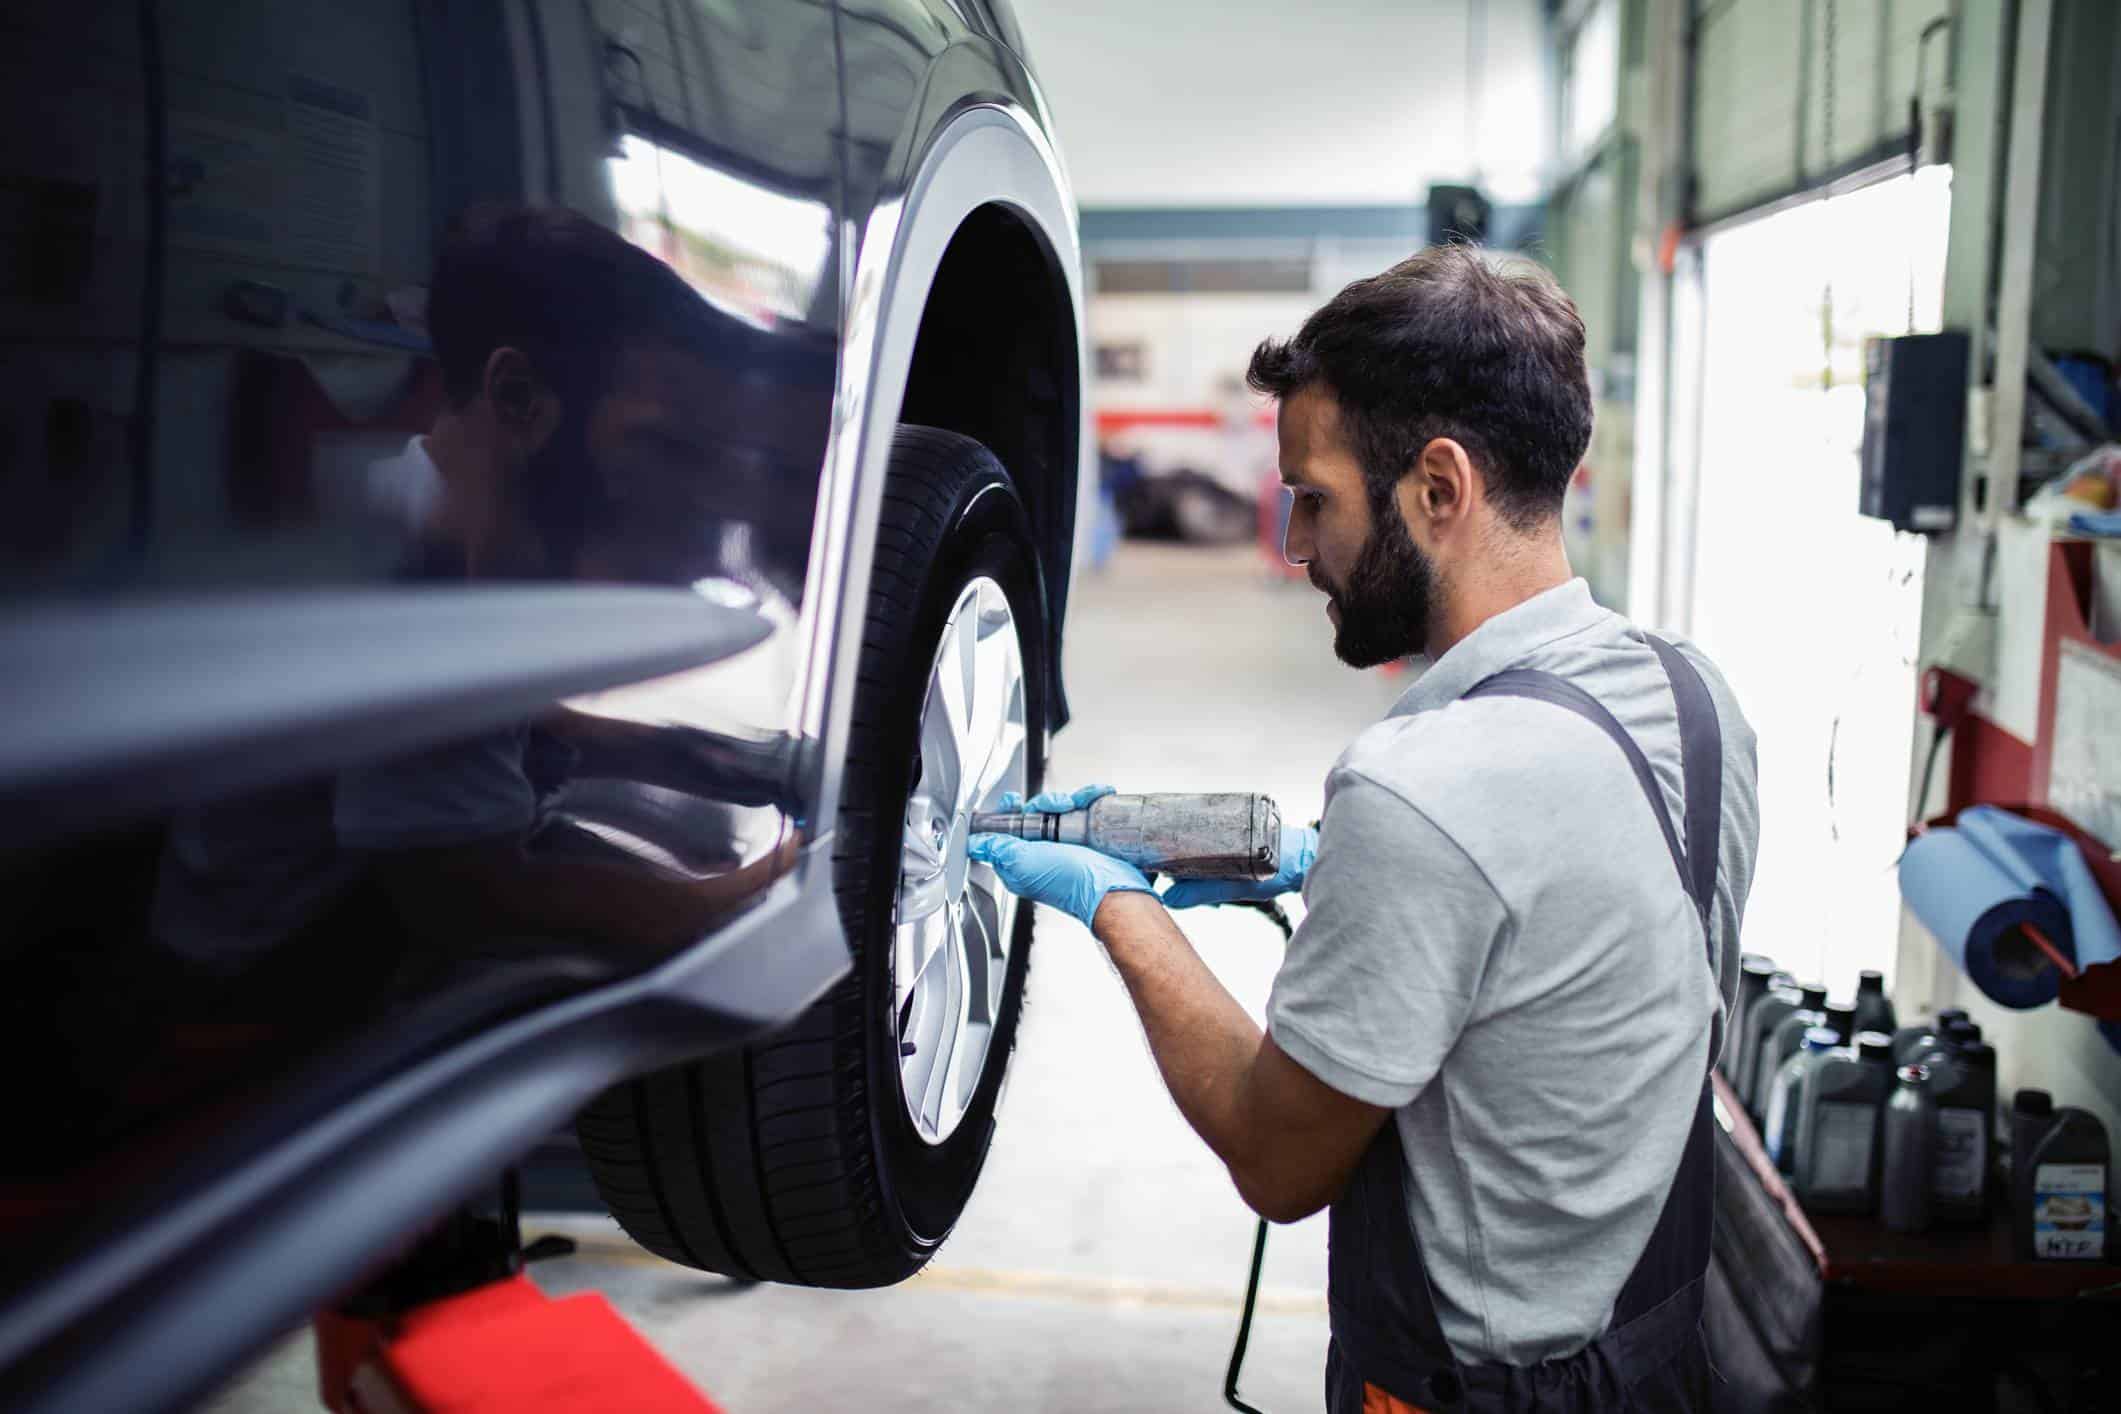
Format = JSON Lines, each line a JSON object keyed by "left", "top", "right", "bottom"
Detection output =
{"left": 0, "top": 2, "right": 1085, "bottom": 1408}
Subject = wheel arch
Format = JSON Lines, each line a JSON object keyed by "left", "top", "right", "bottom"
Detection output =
{"left": 802, "top": 98, "right": 1089, "bottom": 802}
{"left": 896, "top": 201, "right": 1082, "bottom": 732}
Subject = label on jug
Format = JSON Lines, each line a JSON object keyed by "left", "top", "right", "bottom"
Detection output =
{"left": 1931, "top": 1107, "right": 1985, "bottom": 1200}
{"left": 1811, "top": 1102, "right": 1876, "bottom": 1194}
{"left": 2034, "top": 1163, "right": 2107, "bottom": 1260}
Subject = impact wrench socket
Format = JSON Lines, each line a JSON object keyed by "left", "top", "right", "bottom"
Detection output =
{"left": 969, "top": 792, "right": 1282, "bottom": 880}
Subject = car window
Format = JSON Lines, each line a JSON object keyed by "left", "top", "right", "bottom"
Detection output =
{"left": 1, "top": 0, "right": 838, "bottom": 1287}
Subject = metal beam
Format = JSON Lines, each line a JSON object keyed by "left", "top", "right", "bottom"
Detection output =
{"left": 1985, "top": 0, "right": 2057, "bottom": 530}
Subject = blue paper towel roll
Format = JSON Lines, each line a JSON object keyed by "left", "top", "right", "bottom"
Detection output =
{"left": 1900, "top": 825, "right": 2074, "bottom": 1008}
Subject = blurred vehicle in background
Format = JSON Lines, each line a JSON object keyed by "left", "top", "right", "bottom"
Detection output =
{"left": 0, "top": 2, "right": 1086, "bottom": 1408}
{"left": 1113, "top": 467, "right": 1257, "bottom": 544}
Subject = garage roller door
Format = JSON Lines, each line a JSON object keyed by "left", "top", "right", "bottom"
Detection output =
{"left": 1691, "top": 0, "right": 1951, "bottom": 225}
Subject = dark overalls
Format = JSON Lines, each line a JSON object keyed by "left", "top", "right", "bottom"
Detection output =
{"left": 1325, "top": 636, "right": 1724, "bottom": 1414}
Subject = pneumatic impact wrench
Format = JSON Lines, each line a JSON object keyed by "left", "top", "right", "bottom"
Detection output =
{"left": 968, "top": 792, "right": 1282, "bottom": 881}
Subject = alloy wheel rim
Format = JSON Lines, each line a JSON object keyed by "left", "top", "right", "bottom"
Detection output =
{"left": 895, "top": 576, "right": 1027, "bottom": 1144}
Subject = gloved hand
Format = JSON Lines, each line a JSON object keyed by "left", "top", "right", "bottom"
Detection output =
{"left": 1159, "top": 823, "right": 1318, "bottom": 909}
{"left": 967, "top": 784, "right": 1155, "bottom": 930}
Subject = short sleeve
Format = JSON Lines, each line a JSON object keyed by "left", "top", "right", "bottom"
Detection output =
{"left": 1265, "top": 771, "right": 1509, "bottom": 1108}
{"left": 334, "top": 726, "right": 537, "bottom": 851}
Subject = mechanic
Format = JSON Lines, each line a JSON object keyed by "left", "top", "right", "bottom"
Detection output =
{"left": 151, "top": 207, "right": 793, "bottom": 999}
{"left": 971, "top": 246, "right": 1760, "bottom": 1414}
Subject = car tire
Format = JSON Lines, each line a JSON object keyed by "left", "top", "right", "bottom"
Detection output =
{"left": 577, "top": 426, "right": 1044, "bottom": 1287}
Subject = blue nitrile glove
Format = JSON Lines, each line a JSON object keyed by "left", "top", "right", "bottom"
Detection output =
{"left": 967, "top": 783, "right": 1155, "bottom": 930}
{"left": 1159, "top": 824, "right": 1318, "bottom": 909}
{"left": 999, "top": 784, "right": 1117, "bottom": 816}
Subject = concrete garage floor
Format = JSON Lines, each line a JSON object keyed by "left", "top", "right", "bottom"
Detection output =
{"left": 203, "top": 541, "right": 1406, "bottom": 1413}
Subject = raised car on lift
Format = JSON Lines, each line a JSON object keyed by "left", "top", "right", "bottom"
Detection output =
{"left": 0, "top": 2, "right": 1086, "bottom": 1408}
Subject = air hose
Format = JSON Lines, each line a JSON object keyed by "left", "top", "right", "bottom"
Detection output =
{"left": 1222, "top": 897, "right": 1294, "bottom": 1414}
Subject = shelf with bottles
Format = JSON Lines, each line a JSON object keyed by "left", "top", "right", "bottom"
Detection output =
{"left": 1714, "top": 1074, "right": 2119, "bottom": 1300}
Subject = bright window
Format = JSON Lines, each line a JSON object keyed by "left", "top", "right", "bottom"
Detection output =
{"left": 1685, "top": 168, "right": 1952, "bottom": 997}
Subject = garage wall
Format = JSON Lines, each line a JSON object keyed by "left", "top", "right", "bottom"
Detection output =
{"left": 1012, "top": 0, "right": 1549, "bottom": 208}
{"left": 1547, "top": 137, "right": 1639, "bottom": 608}
{"left": 1546, "top": 0, "right": 1648, "bottom": 609}
{"left": 1891, "top": 0, "right": 2121, "bottom": 1139}
{"left": 1691, "top": 0, "right": 1951, "bottom": 224}
{"left": 2029, "top": 0, "right": 2121, "bottom": 360}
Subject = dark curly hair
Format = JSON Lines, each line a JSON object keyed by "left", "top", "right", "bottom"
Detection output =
{"left": 1247, "top": 245, "right": 1593, "bottom": 530}
{"left": 426, "top": 204, "right": 699, "bottom": 412}
{"left": 424, "top": 205, "right": 708, "bottom": 570}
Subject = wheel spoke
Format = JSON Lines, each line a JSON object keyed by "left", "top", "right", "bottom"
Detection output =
{"left": 962, "top": 593, "right": 1026, "bottom": 812}
{"left": 895, "top": 907, "right": 947, "bottom": 1014}
{"left": 930, "top": 611, "right": 976, "bottom": 797}
{"left": 956, "top": 599, "right": 980, "bottom": 744}
{"left": 961, "top": 879, "right": 996, "bottom": 1028}
{"left": 898, "top": 865, "right": 949, "bottom": 926}
{"left": 971, "top": 869, "right": 1016, "bottom": 1005}
{"left": 919, "top": 680, "right": 961, "bottom": 819}
{"left": 920, "top": 905, "right": 970, "bottom": 1135}
{"left": 896, "top": 910, "right": 950, "bottom": 1115}
{"left": 969, "top": 701, "right": 1027, "bottom": 813}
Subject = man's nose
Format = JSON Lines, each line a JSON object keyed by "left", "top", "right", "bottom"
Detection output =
{"left": 1281, "top": 500, "right": 1314, "bottom": 568}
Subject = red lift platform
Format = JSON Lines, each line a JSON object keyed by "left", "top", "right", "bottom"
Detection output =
{"left": 313, "top": 1179, "right": 722, "bottom": 1414}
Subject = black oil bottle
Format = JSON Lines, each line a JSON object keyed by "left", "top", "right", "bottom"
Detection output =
{"left": 1891, "top": 1006, "right": 1968, "bottom": 1066}
{"left": 1793, "top": 1032, "right": 1892, "bottom": 1213}
{"left": 1881, "top": 1064, "right": 1935, "bottom": 1233}
{"left": 1741, "top": 977, "right": 1800, "bottom": 1120}
{"left": 1852, "top": 970, "right": 1896, "bottom": 1037}
{"left": 1765, "top": 1027, "right": 1838, "bottom": 1177}
{"left": 1727, "top": 955, "right": 1779, "bottom": 1084}
{"left": 1928, "top": 1036, "right": 1997, "bottom": 1225}
{"left": 1822, "top": 1000, "right": 1857, "bottom": 1044}
{"left": 1754, "top": 983, "right": 1830, "bottom": 1121}
{"left": 2013, "top": 1102, "right": 2110, "bottom": 1261}
{"left": 2005, "top": 1088, "right": 2054, "bottom": 1198}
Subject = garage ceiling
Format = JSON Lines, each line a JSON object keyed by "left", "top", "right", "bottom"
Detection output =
{"left": 1011, "top": 0, "right": 1549, "bottom": 208}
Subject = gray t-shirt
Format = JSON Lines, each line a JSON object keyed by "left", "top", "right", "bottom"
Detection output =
{"left": 1267, "top": 579, "right": 1759, "bottom": 1367}
{"left": 154, "top": 726, "right": 547, "bottom": 967}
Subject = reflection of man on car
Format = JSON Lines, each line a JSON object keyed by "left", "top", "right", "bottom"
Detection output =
{"left": 153, "top": 208, "right": 796, "bottom": 1009}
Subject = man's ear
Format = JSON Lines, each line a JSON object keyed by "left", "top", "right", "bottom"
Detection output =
{"left": 481, "top": 346, "right": 560, "bottom": 454}
{"left": 1397, "top": 437, "right": 1477, "bottom": 533}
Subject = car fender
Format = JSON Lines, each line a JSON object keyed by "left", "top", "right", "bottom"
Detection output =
{"left": 796, "top": 92, "right": 1092, "bottom": 858}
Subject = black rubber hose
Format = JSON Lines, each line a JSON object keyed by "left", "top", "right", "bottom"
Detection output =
{"left": 1222, "top": 897, "right": 1294, "bottom": 1414}
{"left": 1913, "top": 721, "right": 1950, "bottom": 824}
{"left": 1223, "top": 1217, "right": 1271, "bottom": 1414}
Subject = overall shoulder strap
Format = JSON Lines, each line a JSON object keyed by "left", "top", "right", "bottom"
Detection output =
{"left": 1464, "top": 666, "right": 1693, "bottom": 917}
{"left": 1645, "top": 634, "right": 1722, "bottom": 928}
{"left": 1463, "top": 633, "right": 1723, "bottom": 933}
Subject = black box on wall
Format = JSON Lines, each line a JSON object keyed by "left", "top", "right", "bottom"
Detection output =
{"left": 1859, "top": 331, "right": 1971, "bottom": 534}
{"left": 1426, "top": 185, "right": 1491, "bottom": 246}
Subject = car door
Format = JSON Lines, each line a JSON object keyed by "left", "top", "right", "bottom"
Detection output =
{"left": 0, "top": 2, "right": 848, "bottom": 1408}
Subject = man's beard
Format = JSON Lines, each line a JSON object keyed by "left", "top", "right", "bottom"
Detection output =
{"left": 520, "top": 415, "right": 609, "bottom": 577}
{"left": 1315, "top": 506, "right": 1435, "bottom": 668}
